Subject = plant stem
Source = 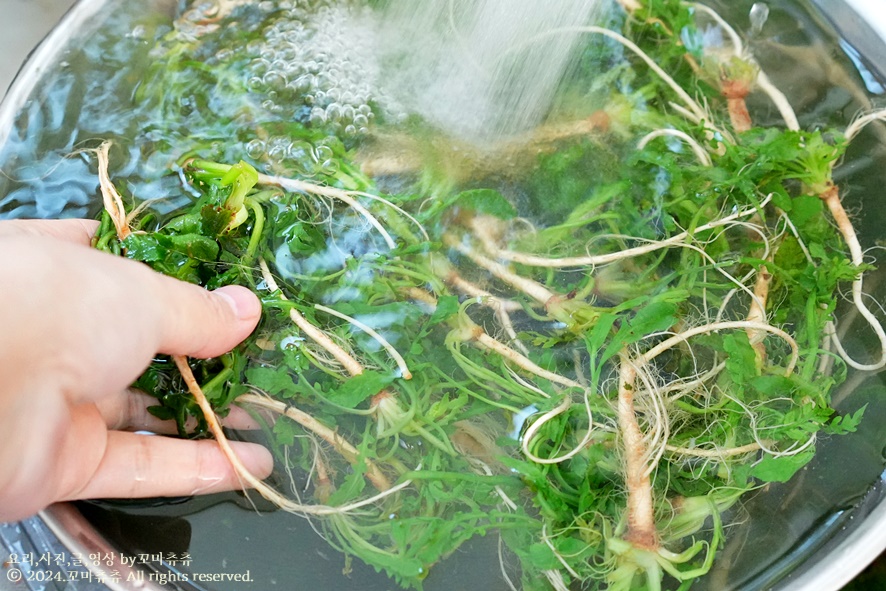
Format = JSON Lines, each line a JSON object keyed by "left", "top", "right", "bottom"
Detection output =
{"left": 443, "top": 233, "right": 557, "bottom": 304}
{"left": 237, "top": 393, "right": 392, "bottom": 491}
{"left": 173, "top": 355, "right": 403, "bottom": 515}
{"left": 242, "top": 197, "right": 265, "bottom": 267}
{"left": 256, "top": 172, "right": 397, "bottom": 249}
{"left": 95, "top": 141, "right": 131, "bottom": 240}
{"left": 315, "top": 303, "right": 412, "bottom": 379}
{"left": 478, "top": 197, "right": 772, "bottom": 268}
{"left": 460, "top": 317, "right": 582, "bottom": 390}
{"left": 259, "top": 258, "right": 366, "bottom": 377}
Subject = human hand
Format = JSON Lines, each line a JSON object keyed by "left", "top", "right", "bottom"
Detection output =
{"left": 0, "top": 219, "right": 273, "bottom": 522}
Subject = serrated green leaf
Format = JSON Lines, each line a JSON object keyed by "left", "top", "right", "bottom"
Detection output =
{"left": 272, "top": 418, "right": 301, "bottom": 446}
{"left": 751, "top": 449, "right": 814, "bottom": 483}
{"left": 201, "top": 203, "right": 235, "bottom": 236}
{"left": 122, "top": 233, "right": 171, "bottom": 262}
{"left": 169, "top": 233, "right": 219, "bottom": 260}
{"left": 827, "top": 404, "right": 867, "bottom": 435}
{"left": 244, "top": 365, "right": 296, "bottom": 396}
{"left": 723, "top": 332, "right": 758, "bottom": 386}
{"left": 620, "top": 300, "right": 678, "bottom": 345}
{"left": 454, "top": 189, "right": 517, "bottom": 219}
{"left": 749, "top": 375, "right": 793, "bottom": 397}
{"left": 527, "top": 542, "right": 560, "bottom": 570}
{"left": 326, "top": 371, "right": 396, "bottom": 409}
{"left": 429, "top": 295, "right": 459, "bottom": 325}
{"left": 789, "top": 195, "right": 824, "bottom": 230}
{"left": 327, "top": 466, "right": 367, "bottom": 505}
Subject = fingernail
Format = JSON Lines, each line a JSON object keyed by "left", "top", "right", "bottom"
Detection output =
{"left": 213, "top": 285, "right": 261, "bottom": 321}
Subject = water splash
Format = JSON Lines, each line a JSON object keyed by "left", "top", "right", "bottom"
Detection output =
{"left": 378, "top": 0, "right": 608, "bottom": 143}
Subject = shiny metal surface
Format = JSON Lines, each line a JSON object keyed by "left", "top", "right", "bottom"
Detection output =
{"left": 40, "top": 505, "right": 166, "bottom": 591}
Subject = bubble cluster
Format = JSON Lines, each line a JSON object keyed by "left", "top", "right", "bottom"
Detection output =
{"left": 245, "top": 2, "right": 382, "bottom": 137}
{"left": 244, "top": 136, "right": 341, "bottom": 177}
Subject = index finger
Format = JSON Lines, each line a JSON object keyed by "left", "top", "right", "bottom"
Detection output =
{"left": 67, "top": 432, "right": 274, "bottom": 501}
{"left": 0, "top": 219, "right": 99, "bottom": 244}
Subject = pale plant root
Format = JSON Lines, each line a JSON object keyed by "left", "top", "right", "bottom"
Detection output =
{"left": 259, "top": 258, "right": 366, "bottom": 377}
{"left": 688, "top": 5, "right": 886, "bottom": 371}
{"left": 664, "top": 441, "right": 769, "bottom": 459}
{"left": 641, "top": 320, "right": 799, "bottom": 375}
{"left": 237, "top": 392, "right": 392, "bottom": 491}
{"left": 95, "top": 141, "right": 132, "bottom": 240}
{"left": 637, "top": 129, "right": 712, "bottom": 167}
{"left": 173, "top": 355, "right": 407, "bottom": 516}
{"left": 475, "top": 195, "right": 773, "bottom": 268}
{"left": 315, "top": 303, "right": 413, "bottom": 380}
{"left": 612, "top": 317, "right": 800, "bottom": 556}
{"left": 444, "top": 233, "right": 557, "bottom": 305}
{"left": 520, "top": 391, "right": 595, "bottom": 465}
{"left": 617, "top": 349, "right": 658, "bottom": 551}
{"left": 843, "top": 107, "right": 886, "bottom": 142}
{"left": 543, "top": 569, "right": 571, "bottom": 591}
{"left": 461, "top": 318, "right": 583, "bottom": 390}
{"left": 822, "top": 110, "right": 886, "bottom": 371}
{"left": 617, "top": 0, "right": 641, "bottom": 12}
{"left": 745, "top": 260, "right": 773, "bottom": 363}
{"left": 508, "top": 25, "right": 715, "bottom": 133}
{"left": 257, "top": 172, "right": 397, "bottom": 249}
{"left": 817, "top": 184, "right": 886, "bottom": 371}
{"left": 542, "top": 525, "right": 582, "bottom": 581}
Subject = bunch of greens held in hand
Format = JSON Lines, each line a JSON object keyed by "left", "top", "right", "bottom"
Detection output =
{"left": 88, "top": 0, "right": 886, "bottom": 589}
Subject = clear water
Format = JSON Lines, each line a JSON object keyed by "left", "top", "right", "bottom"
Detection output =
{"left": 3, "top": 1, "right": 886, "bottom": 590}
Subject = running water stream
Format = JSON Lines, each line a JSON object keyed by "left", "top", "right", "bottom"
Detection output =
{"left": 378, "top": 0, "right": 608, "bottom": 142}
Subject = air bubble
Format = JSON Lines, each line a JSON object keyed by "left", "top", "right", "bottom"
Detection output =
{"left": 750, "top": 3, "right": 770, "bottom": 36}
{"left": 294, "top": 74, "right": 313, "bottom": 92}
{"left": 290, "top": 140, "right": 315, "bottom": 164}
{"left": 263, "top": 71, "right": 287, "bottom": 89}
{"left": 246, "top": 39, "right": 265, "bottom": 55}
{"left": 278, "top": 46, "right": 298, "bottom": 62}
{"left": 310, "top": 108, "right": 327, "bottom": 126}
{"left": 245, "top": 139, "right": 266, "bottom": 159}
{"left": 326, "top": 103, "right": 342, "bottom": 122}
{"left": 246, "top": 76, "right": 265, "bottom": 92}
{"left": 234, "top": 4, "right": 383, "bottom": 136}
{"left": 322, "top": 158, "right": 341, "bottom": 174}
{"left": 267, "top": 138, "right": 292, "bottom": 162}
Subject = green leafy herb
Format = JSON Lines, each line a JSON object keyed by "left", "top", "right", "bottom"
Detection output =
{"left": 87, "top": 0, "right": 882, "bottom": 589}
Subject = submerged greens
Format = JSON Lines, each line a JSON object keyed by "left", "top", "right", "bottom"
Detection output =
{"left": 86, "top": 0, "right": 886, "bottom": 589}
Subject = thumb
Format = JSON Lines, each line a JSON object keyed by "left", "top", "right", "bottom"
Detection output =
{"left": 143, "top": 278, "right": 263, "bottom": 359}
